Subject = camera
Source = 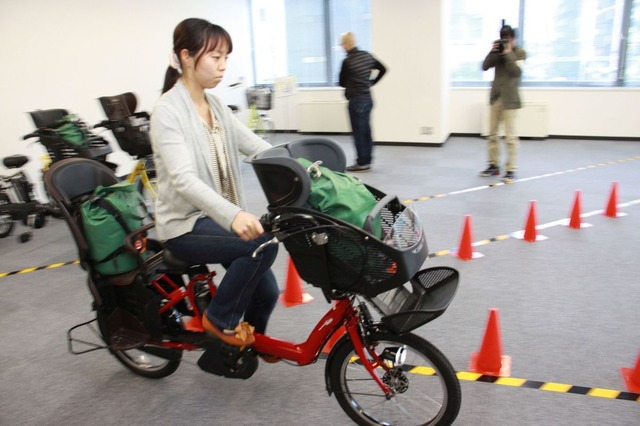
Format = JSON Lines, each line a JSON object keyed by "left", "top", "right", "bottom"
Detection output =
{"left": 497, "top": 39, "right": 508, "bottom": 53}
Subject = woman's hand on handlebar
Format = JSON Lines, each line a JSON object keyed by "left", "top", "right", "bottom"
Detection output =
{"left": 232, "top": 211, "right": 265, "bottom": 241}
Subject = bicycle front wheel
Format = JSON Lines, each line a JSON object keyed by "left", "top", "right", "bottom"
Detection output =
{"left": 329, "top": 331, "right": 461, "bottom": 426}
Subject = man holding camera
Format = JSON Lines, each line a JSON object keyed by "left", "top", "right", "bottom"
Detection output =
{"left": 479, "top": 25, "right": 527, "bottom": 183}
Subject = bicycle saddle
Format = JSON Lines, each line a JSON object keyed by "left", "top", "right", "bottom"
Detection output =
{"left": 3, "top": 155, "right": 29, "bottom": 169}
{"left": 163, "top": 248, "right": 197, "bottom": 273}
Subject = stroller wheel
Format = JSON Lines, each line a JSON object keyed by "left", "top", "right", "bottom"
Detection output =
{"left": 0, "top": 216, "right": 13, "bottom": 238}
{"left": 34, "top": 209, "right": 47, "bottom": 229}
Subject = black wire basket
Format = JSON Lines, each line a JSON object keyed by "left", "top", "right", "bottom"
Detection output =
{"left": 370, "top": 266, "right": 459, "bottom": 334}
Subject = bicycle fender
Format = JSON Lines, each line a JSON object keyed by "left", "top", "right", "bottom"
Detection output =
{"left": 323, "top": 334, "right": 352, "bottom": 396}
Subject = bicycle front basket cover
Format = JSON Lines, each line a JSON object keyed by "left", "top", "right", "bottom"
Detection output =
{"left": 382, "top": 205, "right": 423, "bottom": 250}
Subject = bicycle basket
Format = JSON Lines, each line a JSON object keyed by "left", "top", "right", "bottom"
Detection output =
{"left": 370, "top": 267, "right": 459, "bottom": 334}
{"left": 275, "top": 199, "right": 428, "bottom": 298}
{"left": 246, "top": 87, "right": 272, "bottom": 110}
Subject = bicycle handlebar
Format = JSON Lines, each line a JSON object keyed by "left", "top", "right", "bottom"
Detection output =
{"left": 22, "top": 132, "right": 38, "bottom": 140}
{"left": 23, "top": 128, "right": 58, "bottom": 140}
{"left": 93, "top": 120, "right": 114, "bottom": 129}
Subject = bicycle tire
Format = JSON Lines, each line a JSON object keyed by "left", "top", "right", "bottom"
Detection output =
{"left": 0, "top": 194, "right": 15, "bottom": 238}
{"left": 96, "top": 309, "right": 182, "bottom": 379}
{"left": 328, "top": 331, "right": 461, "bottom": 426}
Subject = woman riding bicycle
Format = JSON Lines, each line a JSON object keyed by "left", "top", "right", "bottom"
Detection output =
{"left": 150, "top": 18, "right": 278, "bottom": 347}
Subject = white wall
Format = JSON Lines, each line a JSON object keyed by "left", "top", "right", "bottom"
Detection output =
{"left": 0, "top": 0, "right": 254, "bottom": 188}
{"left": 449, "top": 87, "right": 640, "bottom": 138}
{"left": 370, "top": 0, "right": 449, "bottom": 144}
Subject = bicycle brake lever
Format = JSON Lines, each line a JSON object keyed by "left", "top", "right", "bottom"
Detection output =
{"left": 251, "top": 236, "right": 279, "bottom": 259}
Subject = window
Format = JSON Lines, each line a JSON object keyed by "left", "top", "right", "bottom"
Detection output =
{"left": 448, "top": 0, "right": 520, "bottom": 83}
{"left": 625, "top": 0, "right": 640, "bottom": 83}
{"left": 250, "top": 0, "right": 371, "bottom": 86}
{"left": 449, "top": 0, "right": 640, "bottom": 86}
{"left": 251, "top": 0, "right": 639, "bottom": 87}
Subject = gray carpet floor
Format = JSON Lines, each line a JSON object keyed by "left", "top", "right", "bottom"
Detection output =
{"left": 1, "top": 134, "right": 639, "bottom": 425}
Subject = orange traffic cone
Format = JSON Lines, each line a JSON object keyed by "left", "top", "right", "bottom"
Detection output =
{"left": 469, "top": 308, "right": 511, "bottom": 376}
{"left": 322, "top": 325, "right": 347, "bottom": 354}
{"left": 567, "top": 190, "right": 592, "bottom": 229}
{"left": 514, "top": 200, "right": 548, "bottom": 242}
{"left": 604, "top": 181, "right": 626, "bottom": 218}
{"left": 279, "top": 257, "right": 313, "bottom": 307}
{"left": 454, "top": 215, "right": 483, "bottom": 260}
{"left": 621, "top": 352, "right": 640, "bottom": 393}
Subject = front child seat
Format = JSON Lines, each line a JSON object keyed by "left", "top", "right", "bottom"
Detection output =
{"left": 249, "top": 137, "right": 347, "bottom": 208}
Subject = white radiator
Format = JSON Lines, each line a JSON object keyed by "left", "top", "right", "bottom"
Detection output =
{"left": 482, "top": 102, "right": 549, "bottom": 138}
{"left": 298, "top": 101, "right": 350, "bottom": 133}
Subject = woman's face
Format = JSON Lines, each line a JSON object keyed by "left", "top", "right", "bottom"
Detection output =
{"left": 184, "top": 41, "right": 229, "bottom": 90}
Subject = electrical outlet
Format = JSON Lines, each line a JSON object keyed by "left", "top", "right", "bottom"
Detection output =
{"left": 420, "top": 126, "right": 433, "bottom": 135}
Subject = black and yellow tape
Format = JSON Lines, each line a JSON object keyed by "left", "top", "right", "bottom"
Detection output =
{"left": 455, "top": 370, "right": 640, "bottom": 403}
{"left": 0, "top": 260, "right": 79, "bottom": 279}
{"left": 322, "top": 356, "right": 640, "bottom": 402}
{"left": 427, "top": 235, "right": 511, "bottom": 259}
{"left": 417, "top": 365, "right": 640, "bottom": 402}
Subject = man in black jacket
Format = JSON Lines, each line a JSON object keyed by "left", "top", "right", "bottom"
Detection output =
{"left": 339, "top": 32, "right": 387, "bottom": 172}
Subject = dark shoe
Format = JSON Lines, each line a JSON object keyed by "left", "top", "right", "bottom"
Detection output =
{"left": 502, "top": 171, "right": 516, "bottom": 183}
{"left": 346, "top": 163, "right": 371, "bottom": 173}
{"left": 202, "top": 314, "right": 255, "bottom": 347}
{"left": 197, "top": 340, "right": 259, "bottom": 379}
{"left": 479, "top": 164, "right": 500, "bottom": 177}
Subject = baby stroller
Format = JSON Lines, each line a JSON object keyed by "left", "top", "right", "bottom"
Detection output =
{"left": 24, "top": 109, "right": 115, "bottom": 169}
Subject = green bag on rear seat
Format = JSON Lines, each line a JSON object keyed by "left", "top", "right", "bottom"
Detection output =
{"left": 80, "top": 181, "right": 148, "bottom": 276}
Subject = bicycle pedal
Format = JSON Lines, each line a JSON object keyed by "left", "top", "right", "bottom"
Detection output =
{"left": 197, "top": 342, "right": 258, "bottom": 379}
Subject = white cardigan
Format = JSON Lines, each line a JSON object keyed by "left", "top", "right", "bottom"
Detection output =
{"left": 150, "top": 80, "right": 271, "bottom": 241}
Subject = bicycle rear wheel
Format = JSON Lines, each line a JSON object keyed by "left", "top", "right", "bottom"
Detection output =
{"left": 328, "top": 331, "right": 461, "bottom": 426}
{"left": 96, "top": 308, "right": 182, "bottom": 379}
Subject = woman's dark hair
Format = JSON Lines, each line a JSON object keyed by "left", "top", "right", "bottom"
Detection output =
{"left": 162, "top": 18, "right": 233, "bottom": 94}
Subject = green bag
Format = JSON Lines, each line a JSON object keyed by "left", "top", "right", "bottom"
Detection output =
{"left": 297, "top": 158, "right": 381, "bottom": 236}
{"left": 80, "top": 181, "right": 148, "bottom": 276}
{"left": 54, "top": 114, "right": 89, "bottom": 147}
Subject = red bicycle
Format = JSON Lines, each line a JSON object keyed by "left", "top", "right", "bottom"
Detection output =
{"left": 45, "top": 138, "right": 461, "bottom": 426}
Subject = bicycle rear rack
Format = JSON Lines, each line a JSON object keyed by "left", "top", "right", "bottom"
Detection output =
{"left": 67, "top": 308, "right": 150, "bottom": 355}
{"left": 67, "top": 318, "right": 107, "bottom": 355}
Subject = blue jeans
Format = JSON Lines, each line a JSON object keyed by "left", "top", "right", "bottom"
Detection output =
{"left": 348, "top": 96, "right": 374, "bottom": 165}
{"left": 164, "top": 216, "right": 279, "bottom": 334}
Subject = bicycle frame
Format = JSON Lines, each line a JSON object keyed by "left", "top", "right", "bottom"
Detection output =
{"left": 141, "top": 267, "right": 395, "bottom": 395}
